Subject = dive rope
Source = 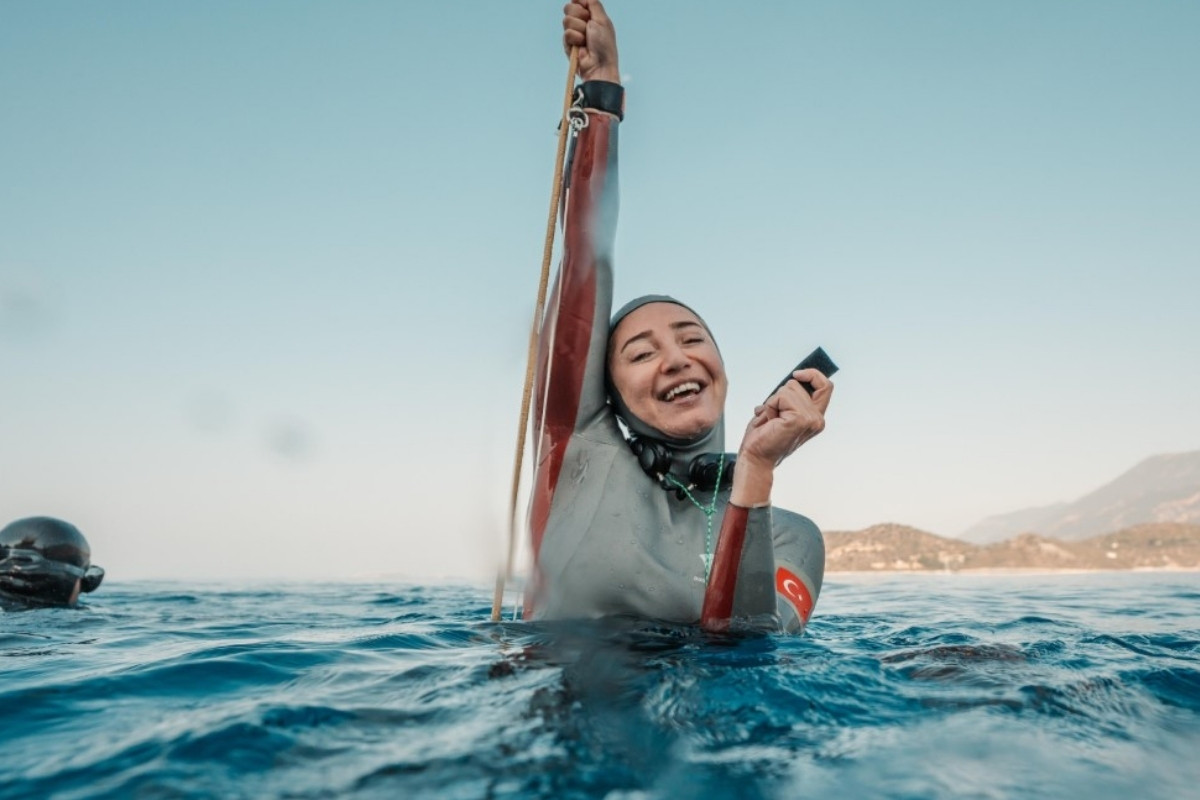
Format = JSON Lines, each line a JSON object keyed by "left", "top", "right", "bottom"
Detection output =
{"left": 491, "top": 47, "right": 580, "bottom": 622}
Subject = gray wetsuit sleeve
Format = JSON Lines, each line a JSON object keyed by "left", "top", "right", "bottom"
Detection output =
{"left": 706, "top": 504, "right": 825, "bottom": 634}
{"left": 771, "top": 509, "right": 825, "bottom": 633}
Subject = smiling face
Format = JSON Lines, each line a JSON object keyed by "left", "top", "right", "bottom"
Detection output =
{"left": 607, "top": 302, "right": 727, "bottom": 441}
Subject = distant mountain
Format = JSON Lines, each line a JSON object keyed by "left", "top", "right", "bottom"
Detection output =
{"left": 957, "top": 502, "right": 1068, "bottom": 545}
{"left": 960, "top": 450, "right": 1200, "bottom": 544}
{"left": 825, "top": 522, "right": 1200, "bottom": 572}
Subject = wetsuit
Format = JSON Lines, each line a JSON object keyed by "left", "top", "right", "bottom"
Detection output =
{"left": 526, "top": 96, "right": 824, "bottom": 633}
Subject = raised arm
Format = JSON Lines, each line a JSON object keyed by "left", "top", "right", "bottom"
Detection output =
{"left": 703, "top": 370, "right": 834, "bottom": 632}
{"left": 528, "top": 0, "right": 623, "bottom": 563}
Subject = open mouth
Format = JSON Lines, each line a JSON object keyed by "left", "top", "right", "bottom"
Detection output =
{"left": 660, "top": 381, "right": 703, "bottom": 402}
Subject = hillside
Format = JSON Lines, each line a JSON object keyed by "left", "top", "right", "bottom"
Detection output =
{"left": 825, "top": 522, "right": 1200, "bottom": 572}
{"left": 825, "top": 524, "right": 975, "bottom": 571}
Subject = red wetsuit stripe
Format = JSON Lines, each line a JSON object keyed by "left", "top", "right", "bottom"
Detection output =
{"left": 528, "top": 119, "right": 611, "bottom": 565}
{"left": 701, "top": 504, "right": 750, "bottom": 631}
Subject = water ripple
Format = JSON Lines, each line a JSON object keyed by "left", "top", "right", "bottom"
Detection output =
{"left": 2, "top": 573, "right": 1199, "bottom": 799}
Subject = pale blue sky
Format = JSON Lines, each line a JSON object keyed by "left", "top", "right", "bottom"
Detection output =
{"left": 2, "top": 1, "right": 1197, "bottom": 580}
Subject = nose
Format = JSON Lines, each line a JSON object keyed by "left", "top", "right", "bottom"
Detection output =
{"left": 659, "top": 341, "right": 690, "bottom": 373}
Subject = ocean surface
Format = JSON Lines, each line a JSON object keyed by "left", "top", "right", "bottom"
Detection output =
{"left": 2, "top": 573, "right": 1199, "bottom": 800}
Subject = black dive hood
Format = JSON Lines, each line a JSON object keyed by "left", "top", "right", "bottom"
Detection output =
{"left": 0, "top": 516, "right": 105, "bottom": 608}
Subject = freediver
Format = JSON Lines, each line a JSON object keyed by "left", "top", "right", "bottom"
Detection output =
{"left": 525, "top": 1, "right": 833, "bottom": 632}
{"left": 0, "top": 516, "right": 105, "bottom": 609}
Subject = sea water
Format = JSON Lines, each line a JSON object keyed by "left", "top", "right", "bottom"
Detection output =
{"left": 2, "top": 573, "right": 1198, "bottom": 799}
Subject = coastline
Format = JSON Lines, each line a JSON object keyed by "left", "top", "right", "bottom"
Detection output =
{"left": 827, "top": 566, "right": 1200, "bottom": 577}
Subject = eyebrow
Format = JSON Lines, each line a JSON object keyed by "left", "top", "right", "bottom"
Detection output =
{"left": 618, "top": 320, "right": 704, "bottom": 354}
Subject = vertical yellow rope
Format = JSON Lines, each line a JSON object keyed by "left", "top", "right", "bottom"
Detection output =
{"left": 492, "top": 48, "right": 580, "bottom": 621}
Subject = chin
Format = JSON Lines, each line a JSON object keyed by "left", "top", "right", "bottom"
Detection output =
{"left": 661, "top": 414, "right": 719, "bottom": 441}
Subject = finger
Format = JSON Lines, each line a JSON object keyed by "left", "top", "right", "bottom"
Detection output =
{"left": 562, "top": 6, "right": 587, "bottom": 56}
{"left": 791, "top": 368, "right": 830, "bottom": 391}
{"left": 782, "top": 399, "right": 827, "bottom": 440}
{"left": 811, "top": 379, "right": 834, "bottom": 414}
{"left": 774, "top": 370, "right": 828, "bottom": 411}
{"left": 748, "top": 401, "right": 775, "bottom": 424}
{"left": 563, "top": 8, "right": 587, "bottom": 51}
{"left": 587, "top": 0, "right": 611, "bottom": 24}
{"left": 778, "top": 378, "right": 819, "bottom": 409}
{"left": 563, "top": 28, "right": 586, "bottom": 49}
{"left": 794, "top": 369, "right": 833, "bottom": 411}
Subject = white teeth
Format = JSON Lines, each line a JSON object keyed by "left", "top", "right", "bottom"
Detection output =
{"left": 664, "top": 382, "right": 701, "bottom": 401}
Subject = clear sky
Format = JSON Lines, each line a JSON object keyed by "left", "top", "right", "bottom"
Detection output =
{"left": 2, "top": 1, "right": 1197, "bottom": 581}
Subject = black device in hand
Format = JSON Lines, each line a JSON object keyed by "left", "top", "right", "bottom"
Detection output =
{"left": 766, "top": 347, "right": 839, "bottom": 402}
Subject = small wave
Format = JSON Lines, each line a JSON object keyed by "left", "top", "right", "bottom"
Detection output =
{"left": 3, "top": 575, "right": 1200, "bottom": 799}
{"left": 1136, "top": 666, "right": 1200, "bottom": 712}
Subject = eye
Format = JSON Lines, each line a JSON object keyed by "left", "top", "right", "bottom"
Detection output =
{"left": 630, "top": 350, "right": 653, "bottom": 363}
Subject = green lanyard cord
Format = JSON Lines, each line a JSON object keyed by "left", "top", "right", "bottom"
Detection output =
{"left": 662, "top": 451, "right": 727, "bottom": 581}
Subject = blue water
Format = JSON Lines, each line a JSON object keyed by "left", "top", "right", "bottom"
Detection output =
{"left": 3, "top": 573, "right": 1199, "bottom": 799}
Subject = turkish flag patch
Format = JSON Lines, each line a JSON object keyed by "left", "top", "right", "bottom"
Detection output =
{"left": 775, "top": 567, "right": 814, "bottom": 622}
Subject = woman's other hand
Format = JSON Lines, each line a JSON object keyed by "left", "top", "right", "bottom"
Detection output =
{"left": 731, "top": 369, "right": 834, "bottom": 506}
{"left": 563, "top": 0, "right": 620, "bottom": 83}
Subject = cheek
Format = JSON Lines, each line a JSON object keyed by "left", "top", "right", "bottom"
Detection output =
{"left": 704, "top": 352, "right": 727, "bottom": 389}
{"left": 707, "top": 382, "right": 728, "bottom": 414}
{"left": 609, "top": 362, "right": 647, "bottom": 401}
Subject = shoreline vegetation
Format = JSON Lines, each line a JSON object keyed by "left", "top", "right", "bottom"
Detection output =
{"left": 830, "top": 567, "right": 1200, "bottom": 577}
{"left": 824, "top": 522, "right": 1200, "bottom": 573}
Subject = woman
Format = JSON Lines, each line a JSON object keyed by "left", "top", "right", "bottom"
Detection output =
{"left": 526, "top": 0, "right": 832, "bottom": 633}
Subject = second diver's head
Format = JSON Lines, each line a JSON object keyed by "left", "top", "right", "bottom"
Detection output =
{"left": 606, "top": 296, "right": 727, "bottom": 447}
{"left": 0, "top": 516, "right": 105, "bottom": 608}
